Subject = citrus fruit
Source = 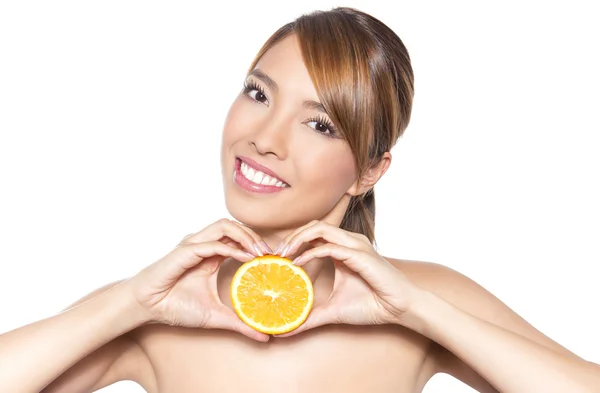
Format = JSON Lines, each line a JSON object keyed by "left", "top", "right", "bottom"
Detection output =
{"left": 230, "top": 255, "right": 314, "bottom": 334}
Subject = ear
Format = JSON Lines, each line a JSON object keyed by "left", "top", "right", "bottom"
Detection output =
{"left": 347, "top": 152, "right": 392, "bottom": 196}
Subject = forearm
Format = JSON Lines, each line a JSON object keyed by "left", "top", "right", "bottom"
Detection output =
{"left": 404, "top": 290, "right": 600, "bottom": 393}
{"left": 0, "top": 280, "right": 150, "bottom": 393}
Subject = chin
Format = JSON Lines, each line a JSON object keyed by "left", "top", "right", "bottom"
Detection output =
{"left": 225, "top": 195, "right": 343, "bottom": 233}
{"left": 221, "top": 166, "right": 349, "bottom": 231}
{"left": 221, "top": 171, "right": 296, "bottom": 229}
{"left": 224, "top": 198, "right": 294, "bottom": 230}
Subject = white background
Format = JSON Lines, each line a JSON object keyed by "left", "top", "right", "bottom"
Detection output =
{"left": 1, "top": 1, "right": 598, "bottom": 392}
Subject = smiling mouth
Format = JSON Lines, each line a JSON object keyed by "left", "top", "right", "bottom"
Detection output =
{"left": 235, "top": 158, "right": 290, "bottom": 189}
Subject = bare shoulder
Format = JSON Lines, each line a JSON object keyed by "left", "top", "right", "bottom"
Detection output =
{"left": 383, "top": 257, "right": 490, "bottom": 302}
{"left": 382, "top": 256, "right": 585, "bottom": 391}
{"left": 383, "top": 257, "right": 504, "bottom": 303}
{"left": 383, "top": 257, "right": 459, "bottom": 286}
{"left": 383, "top": 256, "right": 583, "bottom": 359}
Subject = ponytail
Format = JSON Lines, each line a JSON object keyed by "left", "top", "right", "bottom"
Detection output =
{"left": 340, "top": 188, "right": 376, "bottom": 244}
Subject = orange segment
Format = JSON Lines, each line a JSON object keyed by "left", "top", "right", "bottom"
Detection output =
{"left": 230, "top": 255, "right": 314, "bottom": 334}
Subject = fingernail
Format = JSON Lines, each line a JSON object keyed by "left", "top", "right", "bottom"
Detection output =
{"left": 274, "top": 242, "right": 283, "bottom": 254}
{"left": 261, "top": 241, "right": 273, "bottom": 254}
{"left": 253, "top": 243, "right": 263, "bottom": 257}
{"left": 244, "top": 252, "right": 255, "bottom": 259}
{"left": 280, "top": 244, "right": 290, "bottom": 258}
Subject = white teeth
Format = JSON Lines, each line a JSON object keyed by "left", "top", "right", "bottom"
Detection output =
{"left": 241, "top": 162, "right": 248, "bottom": 176}
{"left": 239, "top": 161, "right": 287, "bottom": 187}
{"left": 259, "top": 174, "right": 276, "bottom": 186}
{"left": 252, "top": 171, "right": 264, "bottom": 184}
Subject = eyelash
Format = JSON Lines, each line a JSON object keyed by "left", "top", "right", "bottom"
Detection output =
{"left": 241, "top": 80, "right": 338, "bottom": 138}
{"left": 305, "top": 115, "right": 337, "bottom": 137}
{"left": 242, "top": 80, "right": 266, "bottom": 102}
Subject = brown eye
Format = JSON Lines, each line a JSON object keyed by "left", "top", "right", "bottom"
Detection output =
{"left": 314, "top": 122, "right": 329, "bottom": 133}
{"left": 307, "top": 120, "right": 331, "bottom": 135}
{"left": 306, "top": 116, "right": 337, "bottom": 137}
{"left": 249, "top": 90, "right": 268, "bottom": 103}
{"left": 242, "top": 81, "right": 269, "bottom": 105}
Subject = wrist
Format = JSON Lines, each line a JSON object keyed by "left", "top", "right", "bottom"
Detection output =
{"left": 105, "top": 279, "right": 154, "bottom": 329}
{"left": 397, "top": 288, "right": 441, "bottom": 336}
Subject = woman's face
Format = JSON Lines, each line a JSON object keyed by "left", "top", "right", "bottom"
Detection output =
{"left": 220, "top": 34, "right": 358, "bottom": 230}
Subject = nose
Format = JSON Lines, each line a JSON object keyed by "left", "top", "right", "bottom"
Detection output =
{"left": 249, "top": 113, "right": 291, "bottom": 159}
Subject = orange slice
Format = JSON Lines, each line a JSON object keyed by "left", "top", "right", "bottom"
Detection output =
{"left": 230, "top": 255, "right": 314, "bottom": 334}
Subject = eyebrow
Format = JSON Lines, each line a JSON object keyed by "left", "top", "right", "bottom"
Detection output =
{"left": 247, "top": 68, "right": 328, "bottom": 114}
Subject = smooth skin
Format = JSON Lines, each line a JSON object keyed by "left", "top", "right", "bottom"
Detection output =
{"left": 1, "top": 34, "right": 599, "bottom": 393}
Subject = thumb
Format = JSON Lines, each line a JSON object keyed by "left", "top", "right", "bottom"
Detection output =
{"left": 213, "top": 306, "right": 271, "bottom": 342}
{"left": 273, "top": 304, "right": 332, "bottom": 338}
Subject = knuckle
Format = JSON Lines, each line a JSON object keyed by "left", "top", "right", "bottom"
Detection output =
{"left": 357, "top": 233, "right": 369, "bottom": 243}
{"left": 354, "top": 249, "right": 367, "bottom": 258}
{"left": 177, "top": 233, "right": 195, "bottom": 247}
{"left": 232, "top": 220, "right": 246, "bottom": 228}
{"left": 185, "top": 241, "right": 204, "bottom": 251}
{"left": 180, "top": 232, "right": 194, "bottom": 241}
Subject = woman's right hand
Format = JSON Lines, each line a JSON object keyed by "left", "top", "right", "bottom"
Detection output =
{"left": 126, "top": 218, "right": 272, "bottom": 342}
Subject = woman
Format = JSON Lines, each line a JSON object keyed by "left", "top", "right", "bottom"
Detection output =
{"left": 1, "top": 6, "right": 599, "bottom": 393}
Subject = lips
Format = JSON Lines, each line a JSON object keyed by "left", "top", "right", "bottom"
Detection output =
{"left": 233, "top": 156, "right": 289, "bottom": 194}
{"left": 236, "top": 156, "right": 289, "bottom": 186}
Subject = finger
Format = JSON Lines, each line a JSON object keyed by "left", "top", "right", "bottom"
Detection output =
{"left": 220, "top": 236, "right": 241, "bottom": 248}
{"left": 308, "top": 238, "right": 328, "bottom": 248}
{"left": 274, "top": 219, "right": 320, "bottom": 254}
{"left": 275, "top": 238, "right": 326, "bottom": 260}
{"left": 280, "top": 221, "right": 368, "bottom": 258}
{"left": 229, "top": 220, "right": 273, "bottom": 254}
{"left": 180, "top": 219, "right": 264, "bottom": 257}
{"left": 212, "top": 306, "right": 271, "bottom": 342}
{"left": 169, "top": 241, "right": 255, "bottom": 277}
{"left": 292, "top": 243, "right": 374, "bottom": 278}
{"left": 146, "top": 242, "right": 254, "bottom": 291}
{"left": 273, "top": 305, "right": 331, "bottom": 337}
{"left": 220, "top": 236, "right": 253, "bottom": 253}
{"left": 176, "top": 232, "right": 196, "bottom": 247}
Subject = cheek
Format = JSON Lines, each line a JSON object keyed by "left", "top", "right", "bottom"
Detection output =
{"left": 296, "top": 144, "right": 357, "bottom": 192}
{"left": 222, "top": 97, "right": 248, "bottom": 146}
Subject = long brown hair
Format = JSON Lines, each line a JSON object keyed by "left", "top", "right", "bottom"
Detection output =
{"left": 247, "top": 7, "right": 415, "bottom": 243}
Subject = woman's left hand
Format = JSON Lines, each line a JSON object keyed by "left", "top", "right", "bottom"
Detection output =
{"left": 273, "top": 220, "right": 423, "bottom": 337}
